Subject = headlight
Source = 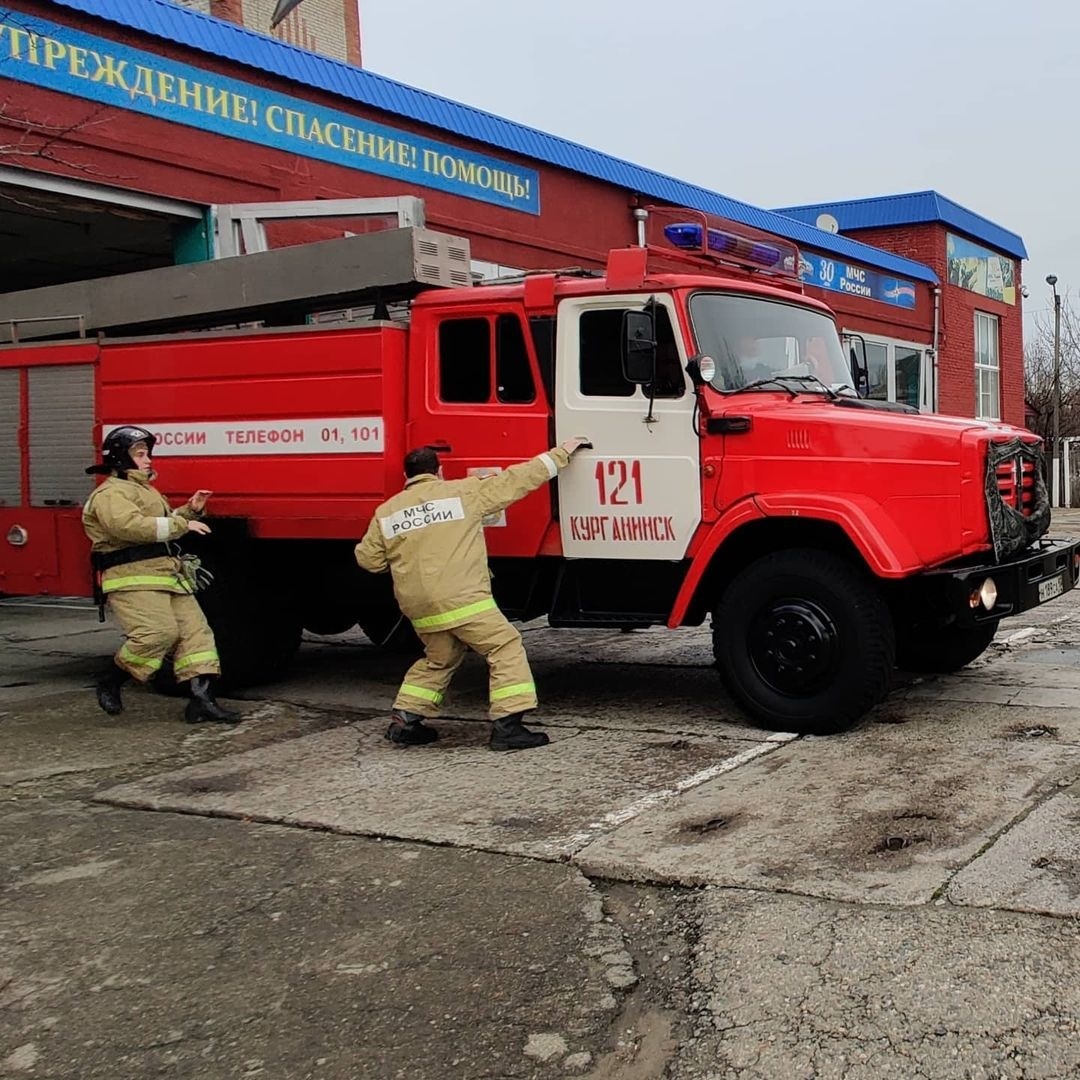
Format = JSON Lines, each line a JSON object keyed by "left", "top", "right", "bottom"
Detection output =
{"left": 978, "top": 577, "right": 998, "bottom": 610}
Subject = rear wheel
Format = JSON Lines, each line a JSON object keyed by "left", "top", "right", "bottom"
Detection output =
{"left": 198, "top": 583, "right": 302, "bottom": 690}
{"left": 712, "top": 548, "right": 895, "bottom": 735}
{"left": 356, "top": 607, "right": 420, "bottom": 653}
{"left": 895, "top": 621, "right": 998, "bottom": 673}
{"left": 190, "top": 542, "right": 303, "bottom": 689}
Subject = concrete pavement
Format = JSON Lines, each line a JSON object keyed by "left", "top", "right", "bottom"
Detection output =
{"left": 4, "top": 545, "right": 1080, "bottom": 1078}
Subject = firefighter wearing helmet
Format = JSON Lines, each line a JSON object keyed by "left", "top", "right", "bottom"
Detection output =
{"left": 82, "top": 425, "right": 239, "bottom": 723}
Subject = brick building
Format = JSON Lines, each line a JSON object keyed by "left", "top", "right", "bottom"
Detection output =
{"left": 170, "top": 0, "right": 361, "bottom": 65}
{"left": 0, "top": 0, "right": 1027, "bottom": 426}
{"left": 779, "top": 193, "right": 1027, "bottom": 426}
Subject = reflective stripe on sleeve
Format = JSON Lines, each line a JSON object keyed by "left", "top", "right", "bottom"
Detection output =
{"left": 103, "top": 575, "right": 190, "bottom": 593}
{"left": 155, "top": 516, "right": 171, "bottom": 541}
{"left": 490, "top": 681, "right": 536, "bottom": 702}
{"left": 399, "top": 683, "right": 444, "bottom": 704}
{"left": 411, "top": 597, "right": 497, "bottom": 630}
{"left": 173, "top": 650, "right": 220, "bottom": 672}
{"left": 539, "top": 453, "right": 557, "bottom": 479}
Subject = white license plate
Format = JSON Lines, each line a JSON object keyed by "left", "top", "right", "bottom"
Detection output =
{"left": 1038, "top": 573, "right": 1066, "bottom": 603}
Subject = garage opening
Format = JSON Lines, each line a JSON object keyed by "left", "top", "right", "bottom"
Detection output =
{"left": 0, "top": 165, "right": 208, "bottom": 292}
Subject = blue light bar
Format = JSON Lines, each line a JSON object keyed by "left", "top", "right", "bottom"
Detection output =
{"left": 663, "top": 222, "right": 785, "bottom": 270}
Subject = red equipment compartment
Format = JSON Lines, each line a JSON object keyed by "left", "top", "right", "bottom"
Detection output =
{"left": 97, "top": 324, "right": 408, "bottom": 539}
{"left": 0, "top": 341, "right": 100, "bottom": 597}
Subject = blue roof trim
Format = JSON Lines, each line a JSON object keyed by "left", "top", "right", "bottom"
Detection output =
{"left": 776, "top": 191, "right": 1027, "bottom": 260}
{"left": 47, "top": 0, "right": 937, "bottom": 283}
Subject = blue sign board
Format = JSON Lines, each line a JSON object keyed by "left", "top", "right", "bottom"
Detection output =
{"left": 0, "top": 11, "right": 540, "bottom": 215}
{"left": 797, "top": 251, "right": 917, "bottom": 309}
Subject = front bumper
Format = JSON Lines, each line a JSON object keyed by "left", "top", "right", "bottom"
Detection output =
{"left": 925, "top": 537, "right": 1080, "bottom": 626}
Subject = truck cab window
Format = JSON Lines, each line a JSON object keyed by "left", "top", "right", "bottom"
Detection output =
{"left": 439, "top": 318, "right": 491, "bottom": 403}
{"left": 438, "top": 315, "right": 536, "bottom": 404}
{"left": 495, "top": 314, "right": 535, "bottom": 403}
{"left": 579, "top": 306, "right": 684, "bottom": 398}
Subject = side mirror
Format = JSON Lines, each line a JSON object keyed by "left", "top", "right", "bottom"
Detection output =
{"left": 841, "top": 332, "right": 870, "bottom": 398}
{"left": 621, "top": 310, "right": 656, "bottom": 384}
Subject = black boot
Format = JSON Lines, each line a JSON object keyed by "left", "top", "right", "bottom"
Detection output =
{"left": 184, "top": 675, "right": 241, "bottom": 724}
{"left": 96, "top": 665, "right": 130, "bottom": 716}
{"left": 489, "top": 714, "right": 550, "bottom": 751}
{"left": 385, "top": 708, "right": 439, "bottom": 746}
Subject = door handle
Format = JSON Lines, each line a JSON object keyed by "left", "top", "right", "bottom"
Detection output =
{"left": 427, "top": 441, "right": 453, "bottom": 453}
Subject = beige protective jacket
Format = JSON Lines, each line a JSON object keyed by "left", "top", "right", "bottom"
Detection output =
{"left": 83, "top": 471, "right": 200, "bottom": 594}
{"left": 355, "top": 448, "right": 571, "bottom": 631}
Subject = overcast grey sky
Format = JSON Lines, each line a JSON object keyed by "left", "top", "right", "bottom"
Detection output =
{"left": 359, "top": 0, "right": 1079, "bottom": 339}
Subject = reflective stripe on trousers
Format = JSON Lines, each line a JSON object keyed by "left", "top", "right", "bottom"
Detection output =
{"left": 393, "top": 606, "right": 538, "bottom": 720}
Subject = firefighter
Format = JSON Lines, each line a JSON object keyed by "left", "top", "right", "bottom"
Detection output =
{"left": 83, "top": 425, "right": 239, "bottom": 724}
{"left": 355, "top": 438, "right": 590, "bottom": 751}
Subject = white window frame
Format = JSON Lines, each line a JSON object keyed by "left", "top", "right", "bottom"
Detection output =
{"left": 974, "top": 312, "right": 1000, "bottom": 421}
{"left": 842, "top": 330, "right": 932, "bottom": 412}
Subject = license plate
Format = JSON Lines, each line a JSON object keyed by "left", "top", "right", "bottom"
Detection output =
{"left": 1038, "top": 573, "right": 1066, "bottom": 603}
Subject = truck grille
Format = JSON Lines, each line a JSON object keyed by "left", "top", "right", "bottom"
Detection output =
{"left": 985, "top": 438, "right": 1050, "bottom": 561}
{"left": 995, "top": 455, "right": 1038, "bottom": 517}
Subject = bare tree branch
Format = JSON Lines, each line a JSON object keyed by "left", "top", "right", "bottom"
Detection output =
{"left": 0, "top": 12, "right": 117, "bottom": 177}
{"left": 1025, "top": 289, "right": 1080, "bottom": 441}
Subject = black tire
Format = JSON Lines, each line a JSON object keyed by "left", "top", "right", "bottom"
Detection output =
{"left": 356, "top": 608, "right": 421, "bottom": 654}
{"left": 192, "top": 550, "right": 303, "bottom": 690}
{"left": 895, "top": 621, "right": 998, "bottom": 673}
{"left": 150, "top": 658, "right": 187, "bottom": 698}
{"left": 300, "top": 604, "right": 358, "bottom": 636}
{"left": 712, "top": 548, "right": 895, "bottom": 735}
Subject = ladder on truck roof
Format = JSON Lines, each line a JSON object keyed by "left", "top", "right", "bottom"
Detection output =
{"left": 0, "top": 226, "right": 471, "bottom": 344}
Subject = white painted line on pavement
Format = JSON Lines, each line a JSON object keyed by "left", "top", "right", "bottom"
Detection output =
{"left": 552, "top": 731, "right": 798, "bottom": 855}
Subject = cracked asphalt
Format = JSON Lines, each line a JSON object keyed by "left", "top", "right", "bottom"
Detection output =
{"left": 4, "top": 510, "right": 1080, "bottom": 1079}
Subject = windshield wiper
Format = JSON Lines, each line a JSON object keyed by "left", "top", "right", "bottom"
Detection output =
{"left": 725, "top": 374, "right": 838, "bottom": 399}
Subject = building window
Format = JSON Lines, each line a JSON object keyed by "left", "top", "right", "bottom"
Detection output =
{"left": 470, "top": 259, "right": 523, "bottom": 283}
{"left": 846, "top": 333, "right": 928, "bottom": 411}
{"left": 974, "top": 312, "right": 1000, "bottom": 420}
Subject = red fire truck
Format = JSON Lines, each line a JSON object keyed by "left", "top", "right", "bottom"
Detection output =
{"left": 1, "top": 212, "right": 1076, "bottom": 735}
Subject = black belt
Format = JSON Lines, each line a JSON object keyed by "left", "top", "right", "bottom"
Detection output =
{"left": 92, "top": 543, "right": 176, "bottom": 571}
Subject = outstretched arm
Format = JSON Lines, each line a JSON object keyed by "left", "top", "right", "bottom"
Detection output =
{"left": 476, "top": 438, "right": 590, "bottom": 518}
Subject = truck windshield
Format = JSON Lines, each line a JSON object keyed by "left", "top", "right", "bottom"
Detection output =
{"left": 687, "top": 292, "right": 852, "bottom": 393}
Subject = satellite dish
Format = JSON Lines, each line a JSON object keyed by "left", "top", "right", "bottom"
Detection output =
{"left": 816, "top": 213, "right": 840, "bottom": 234}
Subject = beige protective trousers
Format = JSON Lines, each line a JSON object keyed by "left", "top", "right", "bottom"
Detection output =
{"left": 393, "top": 607, "right": 537, "bottom": 720}
{"left": 107, "top": 590, "right": 221, "bottom": 683}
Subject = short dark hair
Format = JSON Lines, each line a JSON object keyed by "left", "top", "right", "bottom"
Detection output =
{"left": 404, "top": 446, "right": 440, "bottom": 478}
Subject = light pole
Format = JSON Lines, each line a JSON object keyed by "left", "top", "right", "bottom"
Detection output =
{"left": 1047, "top": 274, "right": 1063, "bottom": 506}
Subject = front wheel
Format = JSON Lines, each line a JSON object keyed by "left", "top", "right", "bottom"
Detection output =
{"left": 712, "top": 549, "right": 895, "bottom": 735}
{"left": 895, "top": 621, "right": 998, "bottom": 673}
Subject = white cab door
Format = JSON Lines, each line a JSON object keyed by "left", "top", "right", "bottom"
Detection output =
{"left": 555, "top": 293, "right": 701, "bottom": 559}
